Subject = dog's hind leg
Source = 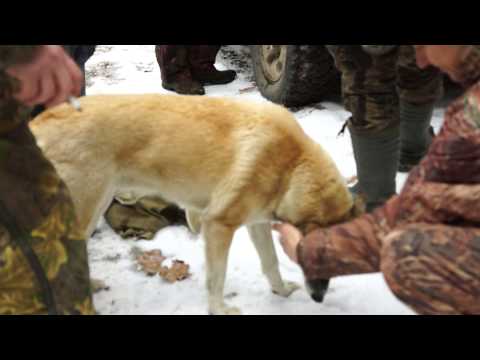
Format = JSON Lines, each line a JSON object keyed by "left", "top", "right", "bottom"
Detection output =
{"left": 247, "top": 223, "right": 300, "bottom": 297}
{"left": 203, "top": 219, "right": 240, "bottom": 315}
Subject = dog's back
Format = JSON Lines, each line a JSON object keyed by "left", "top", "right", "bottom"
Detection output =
{"left": 30, "top": 94, "right": 314, "bottom": 234}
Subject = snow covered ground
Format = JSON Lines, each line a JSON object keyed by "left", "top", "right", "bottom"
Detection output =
{"left": 85, "top": 45, "right": 447, "bottom": 315}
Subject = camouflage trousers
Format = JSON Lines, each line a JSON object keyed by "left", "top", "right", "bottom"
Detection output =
{"left": 332, "top": 45, "right": 443, "bottom": 133}
{"left": 381, "top": 223, "right": 480, "bottom": 315}
{"left": 0, "top": 120, "right": 95, "bottom": 315}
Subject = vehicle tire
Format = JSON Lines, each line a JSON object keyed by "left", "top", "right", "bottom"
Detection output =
{"left": 250, "top": 45, "right": 340, "bottom": 107}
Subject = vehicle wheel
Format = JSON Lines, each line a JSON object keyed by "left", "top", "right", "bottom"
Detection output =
{"left": 250, "top": 45, "right": 340, "bottom": 107}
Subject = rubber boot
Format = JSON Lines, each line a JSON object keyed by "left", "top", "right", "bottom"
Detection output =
{"left": 155, "top": 45, "right": 205, "bottom": 95}
{"left": 350, "top": 124, "right": 400, "bottom": 212}
{"left": 398, "top": 101, "right": 435, "bottom": 173}
{"left": 188, "top": 45, "right": 237, "bottom": 85}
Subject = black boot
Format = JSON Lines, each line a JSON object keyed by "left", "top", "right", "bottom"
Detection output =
{"left": 188, "top": 45, "right": 237, "bottom": 85}
{"left": 398, "top": 101, "right": 435, "bottom": 173}
{"left": 162, "top": 72, "right": 205, "bottom": 95}
{"left": 350, "top": 125, "right": 400, "bottom": 212}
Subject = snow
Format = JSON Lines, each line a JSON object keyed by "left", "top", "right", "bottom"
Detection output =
{"left": 85, "top": 45, "right": 446, "bottom": 315}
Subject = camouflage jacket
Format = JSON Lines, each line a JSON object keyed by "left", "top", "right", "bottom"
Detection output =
{"left": 0, "top": 46, "right": 41, "bottom": 134}
{"left": 297, "top": 45, "right": 480, "bottom": 282}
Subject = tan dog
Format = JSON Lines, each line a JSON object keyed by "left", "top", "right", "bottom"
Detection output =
{"left": 30, "top": 94, "right": 358, "bottom": 315}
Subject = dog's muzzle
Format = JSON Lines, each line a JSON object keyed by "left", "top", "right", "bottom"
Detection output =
{"left": 306, "top": 279, "right": 330, "bottom": 303}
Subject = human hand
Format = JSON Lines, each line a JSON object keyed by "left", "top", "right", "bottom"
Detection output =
{"left": 5, "top": 45, "right": 83, "bottom": 108}
{"left": 272, "top": 223, "right": 304, "bottom": 264}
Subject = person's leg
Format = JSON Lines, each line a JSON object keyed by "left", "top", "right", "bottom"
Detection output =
{"left": 382, "top": 224, "right": 480, "bottom": 315}
{"left": 155, "top": 45, "right": 204, "bottom": 95}
{"left": 333, "top": 45, "right": 400, "bottom": 211}
{"left": 396, "top": 45, "right": 443, "bottom": 172}
{"left": 69, "top": 45, "right": 96, "bottom": 96}
{"left": 187, "top": 45, "right": 236, "bottom": 85}
{"left": 0, "top": 118, "right": 95, "bottom": 315}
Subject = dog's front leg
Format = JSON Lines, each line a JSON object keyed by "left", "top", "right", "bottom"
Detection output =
{"left": 247, "top": 223, "right": 300, "bottom": 297}
{"left": 203, "top": 220, "right": 240, "bottom": 315}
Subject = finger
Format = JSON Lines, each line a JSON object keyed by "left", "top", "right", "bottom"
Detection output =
{"left": 7, "top": 69, "right": 40, "bottom": 105}
{"left": 272, "top": 222, "right": 294, "bottom": 232}
{"left": 272, "top": 224, "right": 292, "bottom": 240}
{"left": 274, "top": 223, "right": 302, "bottom": 238}
{"left": 62, "top": 51, "right": 83, "bottom": 96}
{"left": 45, "top": 64, "right": 73, "bottom": 108}
{"left": 33, "top": 70, "right": 57, "bottom": 105}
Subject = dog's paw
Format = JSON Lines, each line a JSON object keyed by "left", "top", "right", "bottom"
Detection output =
{"left": 209, "top": 304, "right": 242, "bottom": 316}
{"left": 272, "top": 281, "right": 300, "bottom": 298}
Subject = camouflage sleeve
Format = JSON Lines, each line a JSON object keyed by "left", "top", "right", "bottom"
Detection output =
{"left": 296, "top": 197, "right": 399, "bottom": 282}
{"left": 0, "top": 46, "right": 41, "bottom": 132}
{"left": 0, "top": 46, "right": 41, "bottom": 69}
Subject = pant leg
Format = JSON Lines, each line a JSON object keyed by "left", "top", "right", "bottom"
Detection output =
{"left": 187, "top": 45, "right": 221, "bottom": 70}
{"left": 63, "top": 45, "right": 96, "bottom": 96}
{"left": 381, "top": 224, "right": 480, "bottom": 315}
{"left": 0, "top": 118, "right": 95, "bottom": 315}
{"left": 155, "top": 45, "right": 190, "bottom": 83}
{"left": 333, "top": 45, "right": 399, "bottom": 133}
{"left": 396, "top": 45, "right": 443, "bottom": 105}
{"left": 333, "top": 46, "right": 401, "bottom": 210}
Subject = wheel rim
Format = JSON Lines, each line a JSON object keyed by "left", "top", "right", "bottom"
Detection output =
{"left": 260, "top": 45, "right": 287, "bottom": 83}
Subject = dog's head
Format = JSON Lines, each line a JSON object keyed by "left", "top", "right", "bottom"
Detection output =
{"left": 291, "top": 196, "right": 365, "bottom": 305}
{"left": 294, "top": 193, "right": 365, "bottom": 235}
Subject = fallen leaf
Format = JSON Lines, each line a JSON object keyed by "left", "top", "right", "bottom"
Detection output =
{"left": 135, "top": 249, "right": 191, "bottom": 283}
{"left": 136, "top": 249, "right": 167, "bottom": 276}
{"left": 158, "top": 260, "right": 191, "bottom": 283}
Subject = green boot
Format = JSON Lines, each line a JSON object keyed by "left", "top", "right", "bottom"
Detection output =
{"left": 350, "top": 125, "right": 400, "bottom": 212}
{"left": 398, "top": 101, "right": 435, "bottom": 173}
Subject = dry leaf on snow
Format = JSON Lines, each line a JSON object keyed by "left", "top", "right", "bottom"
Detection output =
{"left": 136, "top": 249, "right": 191, "bottom": 283}
{"left": 136, "top": 249, "right": 167, "bottom": 276}
{"left": 158, "top": 260, "right": 191, "bottom": 283}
